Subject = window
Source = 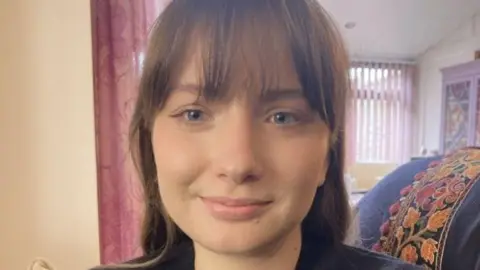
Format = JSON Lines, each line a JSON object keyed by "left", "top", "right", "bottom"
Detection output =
{"left": 347, "top": 62, "right": 414, "bottom": 164}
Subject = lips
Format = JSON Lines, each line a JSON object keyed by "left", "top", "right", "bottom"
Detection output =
{"left": 200, "top": 196, "right": 272, "bottom": 221}
{"left": 202, "top": 196, "right": 270, "bottom": 206}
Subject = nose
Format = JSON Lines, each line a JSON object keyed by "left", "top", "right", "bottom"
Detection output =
{"left": 214, "top": 113, "right": 263, "bottom": 184}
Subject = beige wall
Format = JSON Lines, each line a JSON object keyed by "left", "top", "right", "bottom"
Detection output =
{"left": 0, "top": 0, "right": 100, "bottom": 269}
{"left": 417, "top": 14, "right": 480, "bottom": 152}
{"left": 346, "top": 163, "right": 398, "bottom": 190}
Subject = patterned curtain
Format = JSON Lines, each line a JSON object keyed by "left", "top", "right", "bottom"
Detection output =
{"left": 91, "top": 0, "right": 169, "bottom": 264}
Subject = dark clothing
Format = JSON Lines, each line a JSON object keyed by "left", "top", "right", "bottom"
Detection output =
{"left": 119, "top": 236, "right": 422, "bottom": 270}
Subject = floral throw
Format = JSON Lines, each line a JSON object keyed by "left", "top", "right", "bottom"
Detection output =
{"left": 373, "top": 148, "right": 480, "bottom": 269}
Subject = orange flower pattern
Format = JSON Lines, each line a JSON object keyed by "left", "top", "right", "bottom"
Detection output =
{"left": 400, "top": 245, "right": 419, "bottom": 263}
{"left": 420, "top": 239, "right": 438, "bottom": 265}
{"left": 402, "top": 208, "right": 421, "bottom": 228}
{"left": 426, "top": 209, "right": 451, "bottom": 232}
{"left": 374, "top": 148, "right": 480, "bottom": 269}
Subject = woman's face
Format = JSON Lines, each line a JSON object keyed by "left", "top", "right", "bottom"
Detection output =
{"left": 151, "top": 48, "right": 331, "bottom": 255}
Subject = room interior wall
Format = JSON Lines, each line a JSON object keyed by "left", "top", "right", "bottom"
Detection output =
{"left": 0, "top": 0, "right": 100, "bottom": 269}
{"left": 417, "top": 13, "right": 480, "bottom": 153}
{"left": 347, "top": 163, "right": 399, "bottom": 190}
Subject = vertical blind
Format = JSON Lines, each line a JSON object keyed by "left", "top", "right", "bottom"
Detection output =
{"left": 347, "top": 61, "right": 415, "bottom": 164}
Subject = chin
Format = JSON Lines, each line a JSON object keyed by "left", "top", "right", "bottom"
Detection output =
{"left": 198, "top": 232, "right": 262, "bottom": 254}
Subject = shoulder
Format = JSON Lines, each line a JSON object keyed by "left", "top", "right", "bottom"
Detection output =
{"left": 335, "top": 245, "right": 423, "bottom": 270}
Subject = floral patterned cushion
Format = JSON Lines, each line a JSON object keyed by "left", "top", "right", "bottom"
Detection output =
{"left": 373, "top": 148, "right": 480, "bottom": 269}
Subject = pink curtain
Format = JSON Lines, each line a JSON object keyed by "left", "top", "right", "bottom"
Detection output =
{"left": 91, "top": 0, "right": 169, "bottom": 264}
{"left": 347, "top": 62, "right": 415, "bottom": 164}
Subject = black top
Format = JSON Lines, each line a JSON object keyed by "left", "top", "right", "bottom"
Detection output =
{"left": 122, "top": 236, "right": 422, "bottom": 270}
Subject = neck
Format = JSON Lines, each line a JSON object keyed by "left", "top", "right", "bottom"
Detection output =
{"left": 194, "top": 227, "right": 302, "bottom": 270}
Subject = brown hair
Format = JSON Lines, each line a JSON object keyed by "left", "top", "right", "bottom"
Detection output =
{"left": 96, "top": 0, "right": 351, "bottom": 268}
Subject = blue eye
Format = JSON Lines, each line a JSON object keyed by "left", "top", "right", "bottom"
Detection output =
{"left": 271, "top": 112, "right": 298, "bottom": 125}
{"left": 183, "top": 109, "right": 204, "bottom": 121}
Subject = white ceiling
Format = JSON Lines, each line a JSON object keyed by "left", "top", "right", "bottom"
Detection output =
{"left": 320, "top": 0, "right": 480, "bottom": 61}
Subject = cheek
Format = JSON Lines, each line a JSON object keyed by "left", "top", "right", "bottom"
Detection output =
{"left": 151, "top": 119, "right": 205, "bottom": 196}
{"left": 269, "top": 134, "right": 329, "bottom": 214}
{"left": 274, "top": 135, "right": 329, "bottom": 189}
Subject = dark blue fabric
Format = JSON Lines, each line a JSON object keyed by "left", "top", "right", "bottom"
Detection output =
{"left": 442, "top": 178, "right": 480, "bottom": 270}
{"left": 356, "top": 156, "right": 442, "bottom": 249}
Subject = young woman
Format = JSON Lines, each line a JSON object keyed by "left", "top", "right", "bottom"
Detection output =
{"left": 94, "top": 0, "right": 421, "bottom": 269}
